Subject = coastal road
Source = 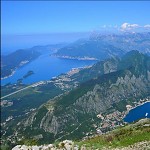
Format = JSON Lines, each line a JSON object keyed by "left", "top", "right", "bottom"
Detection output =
{"left": 1, "top": 82, "right": 43, "bottom": 100}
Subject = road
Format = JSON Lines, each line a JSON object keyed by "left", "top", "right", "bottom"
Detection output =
{"left": 55, "top": 119, "right": 90, "bottom": 142}
{"left": 1, "top": 82, "right": 43, "bottom": 99}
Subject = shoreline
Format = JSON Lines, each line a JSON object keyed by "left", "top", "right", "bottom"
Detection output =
{"left": 1, "top": 61, "right": 30, "bottom": 81}
{"left": 123, "top": 99, "right": 150, "bottom": 122}
{"left": 1, "top": 62, "right": 93, "bottom": 86}
{"left": 1, "top": 70, "right": 16, "bottom": 80}
{"left": 127, "top": 100, "right": 150, "bottom": 113}
{"left": 52, "top": 55, "right": 99, "bottom": 61}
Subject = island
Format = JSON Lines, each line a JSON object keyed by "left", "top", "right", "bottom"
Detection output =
{"left": 1, "top": 49, "right": 40, "bottom": 79}
{"left": 23, "top": 70, "right": 34, "bottom": 79}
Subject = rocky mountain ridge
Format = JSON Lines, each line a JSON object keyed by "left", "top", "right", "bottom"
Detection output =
{"left": 15, "top": 51, "right": 150, "bottom": 144}
{"left": 54, "top": 32, "right": 150, "bottom": 60}
{"left": 1, "top": 51, "right": 150, "bottom": 149}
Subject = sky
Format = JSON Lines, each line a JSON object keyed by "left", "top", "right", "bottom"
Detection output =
{"left": 2, "top": 1, "right": 150, "bottom": 34}
{"left": 1, "top": 1, "right": 150, "bottom": 53}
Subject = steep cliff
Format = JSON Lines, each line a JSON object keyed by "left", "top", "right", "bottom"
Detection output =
{"left": 16, "top": 51, "right": 150, "bottom": 144}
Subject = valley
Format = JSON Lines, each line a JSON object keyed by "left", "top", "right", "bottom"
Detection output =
{"left": 0, "top": 0, "right": 150, "bottom": 150}
{"left": 10, "top": 118, "right": 150, "bottom": 150}
{"left": 2, "top": 1, "right": 150, "bottom": 149}
{"left": 1, "top": 50, "right": 150, "bottom": 149}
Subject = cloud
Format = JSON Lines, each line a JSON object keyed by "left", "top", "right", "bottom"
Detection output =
{"left": 99, "top": 23, "right": 150, "bottom": 33}
{"left": 121, "top": 23, "right": 139, "bottom": 31}
{"left": 144, "top": 24, "right": 150, "bottom": 28}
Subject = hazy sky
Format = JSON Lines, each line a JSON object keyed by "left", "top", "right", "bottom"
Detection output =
{"left": 1, "top": 1, "right": 150, "bottom": 53}
{"left": 2, "top": 1, "right": 150, "bottom": 35}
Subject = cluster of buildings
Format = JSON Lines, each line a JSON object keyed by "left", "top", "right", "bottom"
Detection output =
{"left": 95, "top": 110, "right": 125, "bottom": 134}
{"left": 1, "top": 100, "right": 13, "bottom": 107}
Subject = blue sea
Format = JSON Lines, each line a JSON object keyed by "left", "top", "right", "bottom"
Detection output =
{"left": 124, "top": 102, "right": 150, "bottom": 123}
{"left": 1, "top": 53, "right": 97, "bottom": 85}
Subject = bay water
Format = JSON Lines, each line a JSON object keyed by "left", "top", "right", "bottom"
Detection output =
{"left": 1, "top": 53, "right": 97, "bottom": 85}
{"left": 124, "top": 102, "right": 150, "bottom": 123}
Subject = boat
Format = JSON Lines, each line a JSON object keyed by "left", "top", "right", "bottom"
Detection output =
{"left": 145, "top": 113, "right": 148, "bottom": 117}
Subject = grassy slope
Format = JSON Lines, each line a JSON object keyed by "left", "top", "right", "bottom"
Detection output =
{"left": 77, "top": 119, "right": 150, "bottom": 149}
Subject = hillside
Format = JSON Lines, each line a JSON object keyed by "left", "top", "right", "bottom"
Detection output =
{"left": 1, "top": 49, "right": 41, "bottom": 79}
{"left": 1, "top": 51, "right": 149, "bottom": 148}
{"left": 90, "top": 32, "right": 150, "bottom": 55}
{"left": 10, "top": 118, "right": 150, "bottom": 150}
{"left": 54, "top": 32, "right": 150, "bottom": 60}
{"left": 53, "top": 39, "right": 125, "bottom": 60}
{"left": 1, "top": 44, "right": 65, "bottom": 79}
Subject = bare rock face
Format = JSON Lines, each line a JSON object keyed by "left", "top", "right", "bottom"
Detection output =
{"left": 75, "top": 84, "right": 109, "bottom": 114}
{"left": 12, "top": 145, "right": 22, "bottom": 150}
{"left": 12, "top": 140, "right": 150, "bottom": 150}
{"left": 74, "top": 73, "right": 149, "bottom": 115}
{"left": 16, "top": 51, "right": 150, "bottom": 143}
{"left": 24, "top": 112, "right": 37, "bottom": 127}
{"left": 12, "top": 140, "right": 78, "bottom": 150}
{"left": 39, "top": 110, "right": 59, "bottom": 135}
{"left": 22, "top": 70, "right": 150, "bottom": 138}
{"left": 103, "top": 58, "right": 118, "bottom": 74}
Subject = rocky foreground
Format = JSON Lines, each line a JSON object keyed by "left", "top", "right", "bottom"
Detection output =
{"left": 12, "top": 140, "right": 150, "bottom": 150}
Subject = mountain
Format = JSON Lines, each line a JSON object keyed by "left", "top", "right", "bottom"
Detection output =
{"left": 53, "top": 39, "right": 125, "bottom": 60}
{"left": 2, "top": 51, "right": 149, "bottom": 148}
{"left": 54, "top": 32, "right": 150, "bottom": 60}
{"left": 10, "top": 118, "right": 150, "bottom": 150}
{"left": 1, "top": 44, "right": 65, "bottom": 79}
{"left": 27, "top": 44, "right": 67, "bottom": 54}
{"left": 1, "top": 49, "right": 41, "bottom": 79}
{"left": 90, "top": 32, "right": 150, "bottom": 54}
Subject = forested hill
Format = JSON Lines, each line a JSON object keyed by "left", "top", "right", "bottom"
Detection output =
{"left": 54, "top": 32, "right": 150, "bottom": 60}
{"left": 8, "top": 50, "right": 150, "bottom": 146}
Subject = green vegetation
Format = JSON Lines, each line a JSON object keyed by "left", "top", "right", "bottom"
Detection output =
{"left": 77, "top": 119, "right": 150, "bottom": 149}
{"left": 20, "top": 128, "right": 55, "bottom": 145}
{"left": 1, "top": 50, "right": 150, "bottom": 149}
{"left": 55, "top": 40, "right": 124, "bottom": 60}
{"left": 32, "top": 106, "right": 48, "bottom": 127}
{"left": 112, "top": 98, "right": 135, "bottom": 112}
{"left": 1, "top": 83, "right": 63, "bottom": 122}
{"left": 55, "top": 83, "right": 94, "bottom": 109}
{"left": 1, "top": 49, "right": 41, "bottom": 78}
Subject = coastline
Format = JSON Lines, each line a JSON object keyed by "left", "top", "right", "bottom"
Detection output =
{"left": 1, "top": 57, "right": 94, "bottom": 86}
{"left": 52, "top": 54, "right": 99, "bottom": 61}
{"left": 1, "top": 60, "right": 31, "bottom": 81}
{"left": 1, "top": 61, "right": 30, "bottom": 80}
{"left": 127, "top": 100, "right": 150, "bottom": 113}
{"left": 1, "top": 70, "right": 16, "bottom": 80}
{"left": 123, "top": 99, "right": 150, "bottom": 122}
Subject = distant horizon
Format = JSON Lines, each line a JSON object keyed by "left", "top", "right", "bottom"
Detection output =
{"left": 2, "top": 1, "right": 150, "bottom": 54}
{"left": 2, "top": 30, "right": 150, "bottom": 56}
{"left": 1, "top": 32, "right": 91, "bottom": 55}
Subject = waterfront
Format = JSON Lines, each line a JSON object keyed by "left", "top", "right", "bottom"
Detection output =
{"left": 124, "top": 102, "right": 150, "bottom": 123}
{"left": 1, "top": 53, "right": 97, "bottom": 85}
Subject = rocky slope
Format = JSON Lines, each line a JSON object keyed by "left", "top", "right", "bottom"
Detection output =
{"left": 53, "top": 39, "right": 125, "bottom": 60}
{"left": 54, "top": 32, "right": 150, "bottom": 60}
{"left": 11, "top": 118, "right": 150, "bottom": 150}
{"left": 14, "top": 51, "right": 150, "bottom": 144}
{"left": 1, "top": 51, "right": 150, "bottom": 149}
